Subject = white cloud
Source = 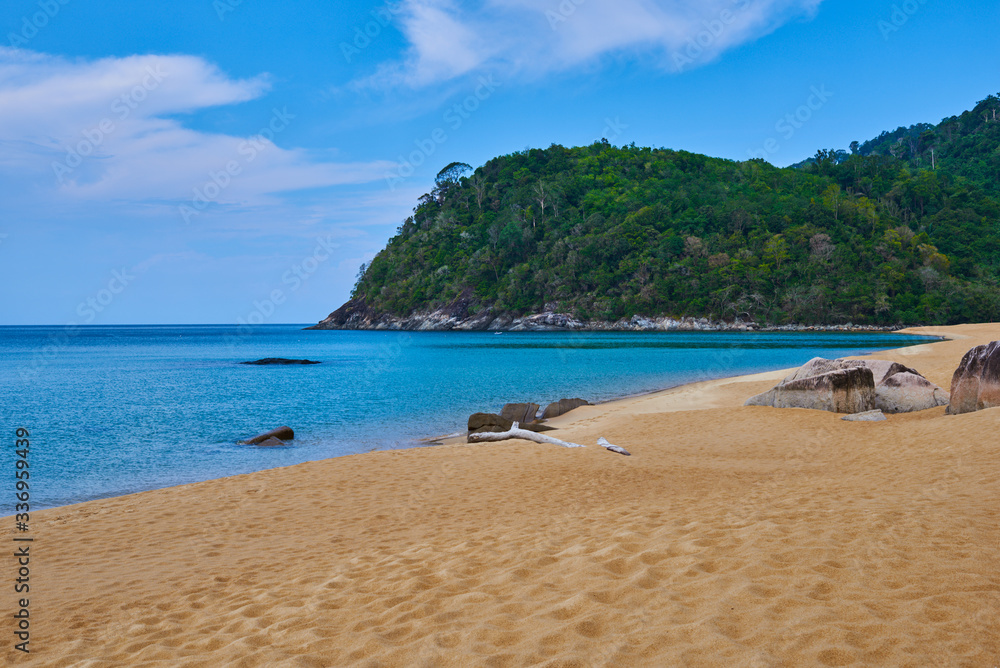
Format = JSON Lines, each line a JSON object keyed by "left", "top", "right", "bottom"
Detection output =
{"left": 363, "top": 0, "right": 823, "bottom": 88}
{"left": 0, "top": 48, "right": 395, "bottom": 205}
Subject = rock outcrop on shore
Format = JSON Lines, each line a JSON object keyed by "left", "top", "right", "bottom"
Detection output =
{"left": 542, "top": 398, "right": 590, "bottom": 419}
{"left": 782, "top": 358, "right": 913, "bottom": 386}
{"left": 877, "top": 371, "right": 950, "bottom": 413}
{"left": 468, "top": 399, "right": 590, "bottom": 441}
{"left": 306, "top": 290, "right": 904, "bottom": 333}
{"left": 947, "top": 340, "right": 1000, "bottom": 414}
{"left": 307, "top": 298, "right": 898, "bottom": 333}
{"left": 748, "top": 357, "right": 949, "bottom": 414}
{"left": 500, "top": 403, "right": 540, "bottom": 424}
{"left": 467, "top": 412, "right": 554, "bottom": 436}
{"left": 747, "top": 366, "right": 876, "bottom": 414}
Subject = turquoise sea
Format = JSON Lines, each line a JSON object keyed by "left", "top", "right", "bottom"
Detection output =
{"left": 1, "top": 325, "right": 934, "bottom": 510}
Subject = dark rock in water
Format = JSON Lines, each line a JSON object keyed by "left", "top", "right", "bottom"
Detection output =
{"left": 240, "top": 426, "right": 294, "bottom": 445}
{"left": 746, "top": 367, "right": 876, "bottom": 414}
{"left": 255, "top": 436, "right": 287, "bottom": 447}
{"left": 467, "top": 412, "right": 554, "bottom": 441}
{"left": 542, "top": 398, "right": 590, "bottom": 419}
{"left": 241, "top": 358, "right": 320, "bottom": 365}
{"left": 947, "top": 340, "right": 1000, "bottom": 414}
{"left": 501, "top": 403, "right": 541, "bottom": 424}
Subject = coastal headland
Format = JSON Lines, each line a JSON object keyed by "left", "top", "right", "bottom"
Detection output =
{"left": 9, "top": 323, "right": 999, "bottom": 666}
{"left": 306, "top": 296, "right": 900, "bottom": 333}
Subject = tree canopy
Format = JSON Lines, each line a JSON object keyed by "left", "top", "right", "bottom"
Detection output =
{"left": 347, "top": 95, "right": 1000, "bottom": 326}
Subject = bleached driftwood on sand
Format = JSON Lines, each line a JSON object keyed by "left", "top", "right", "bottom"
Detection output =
{"left": 597, "top": 437, "right": 631, "bottom": 456}
{"left": 467, "top": 424, "right": 633, "bottom": 455}
{"left": 467, "top": 422, "right": 585, "bottom": 448}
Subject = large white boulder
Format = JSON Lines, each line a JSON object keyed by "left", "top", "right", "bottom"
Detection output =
{"left": 752, "top": 357, "right": 948, "bottom": 414}
{"left": 876, "top": 371, "right": 949, "bottom": 414}
{"left": 746, "top": 367, "right": 876, "bottom": 414}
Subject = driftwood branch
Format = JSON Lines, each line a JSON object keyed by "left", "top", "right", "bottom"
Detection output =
{"left": 597, "top": 437, "right": 631, "bottom": 456}
{"left": 468, "top": 422, "right": 585, "bottom": 448}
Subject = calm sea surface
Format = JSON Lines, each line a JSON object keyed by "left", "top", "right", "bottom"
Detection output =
{"left": 1, "top": 325, "right": 935, "bottom": 510}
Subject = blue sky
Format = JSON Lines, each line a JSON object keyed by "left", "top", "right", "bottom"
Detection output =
{"left": 2, "top": 0, "right": 997, "bottom": 324}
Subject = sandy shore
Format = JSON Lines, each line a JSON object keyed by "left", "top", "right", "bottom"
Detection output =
{"left": 7, "top": 324, "right": 999, "bottom": 666}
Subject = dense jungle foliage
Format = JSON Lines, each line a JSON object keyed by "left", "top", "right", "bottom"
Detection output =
{"left": 351, "top": 95, "right": 1000, "bottom": 325}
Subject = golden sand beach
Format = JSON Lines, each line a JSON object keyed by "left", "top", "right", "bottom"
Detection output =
{"left": 8, "top": 323, "right": 999, "bottom": 666}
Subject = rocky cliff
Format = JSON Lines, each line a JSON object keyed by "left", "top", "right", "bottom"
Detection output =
{"left": 306, "top": 294, "right": 893, "bottom": 332}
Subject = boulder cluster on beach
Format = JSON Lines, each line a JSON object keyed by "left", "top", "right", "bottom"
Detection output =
{"left": 467, "top": 399, "right": 589, "bottom": 442}
{"left": 746, "top": 340, "right": 1000, "bottom": 417}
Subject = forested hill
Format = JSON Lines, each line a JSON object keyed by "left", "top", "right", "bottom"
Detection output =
{"left": 316, "top": 94, "right": 1000, "bottom": 329}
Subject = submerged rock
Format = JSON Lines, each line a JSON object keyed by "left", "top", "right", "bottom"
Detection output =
{"left": 241, "top": 358, "right": 320, "bottom": 365}
{"left": 947, "top": 340, "right": 1000, "bottom": 414}
{"left": 746, "top": 367, "right": 876, "bottom": 414}
{"left": 541, "top": 398, "right": 590, "bottom": 419}
{"left": 240, "top": 426, "right": 294, "bottom": 445}
{"left": 255, "top": 436, "right": 288, "bottom": 446}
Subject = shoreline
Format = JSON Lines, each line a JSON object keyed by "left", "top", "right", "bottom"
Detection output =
{"left": 15, "top": 329, "right": 944, "bottom": 514}
{"left": 309, "top": 297, "right": 923, "bottom": 333}
{"left": 307, "top": 309, "right": 914, "bottom": 333}
{"left": 425, "top": 327, "right": 948, "bottom": 446}
{"left": 19, "top": 323, "right": 999, "bottom": 665}
{"left": 12, "top": 329, "right": 947, "bottom": 514}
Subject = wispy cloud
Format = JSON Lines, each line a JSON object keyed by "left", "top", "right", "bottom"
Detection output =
{"left": 0, "top": 48, "right": 395, "bottom": 206}
{"left": 358, "top": 0, "right": 823, "bottom": 88}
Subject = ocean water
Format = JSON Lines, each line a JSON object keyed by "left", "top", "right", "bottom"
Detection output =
{"left": 1, "top": 325, "right": 935, "bottom": 510}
